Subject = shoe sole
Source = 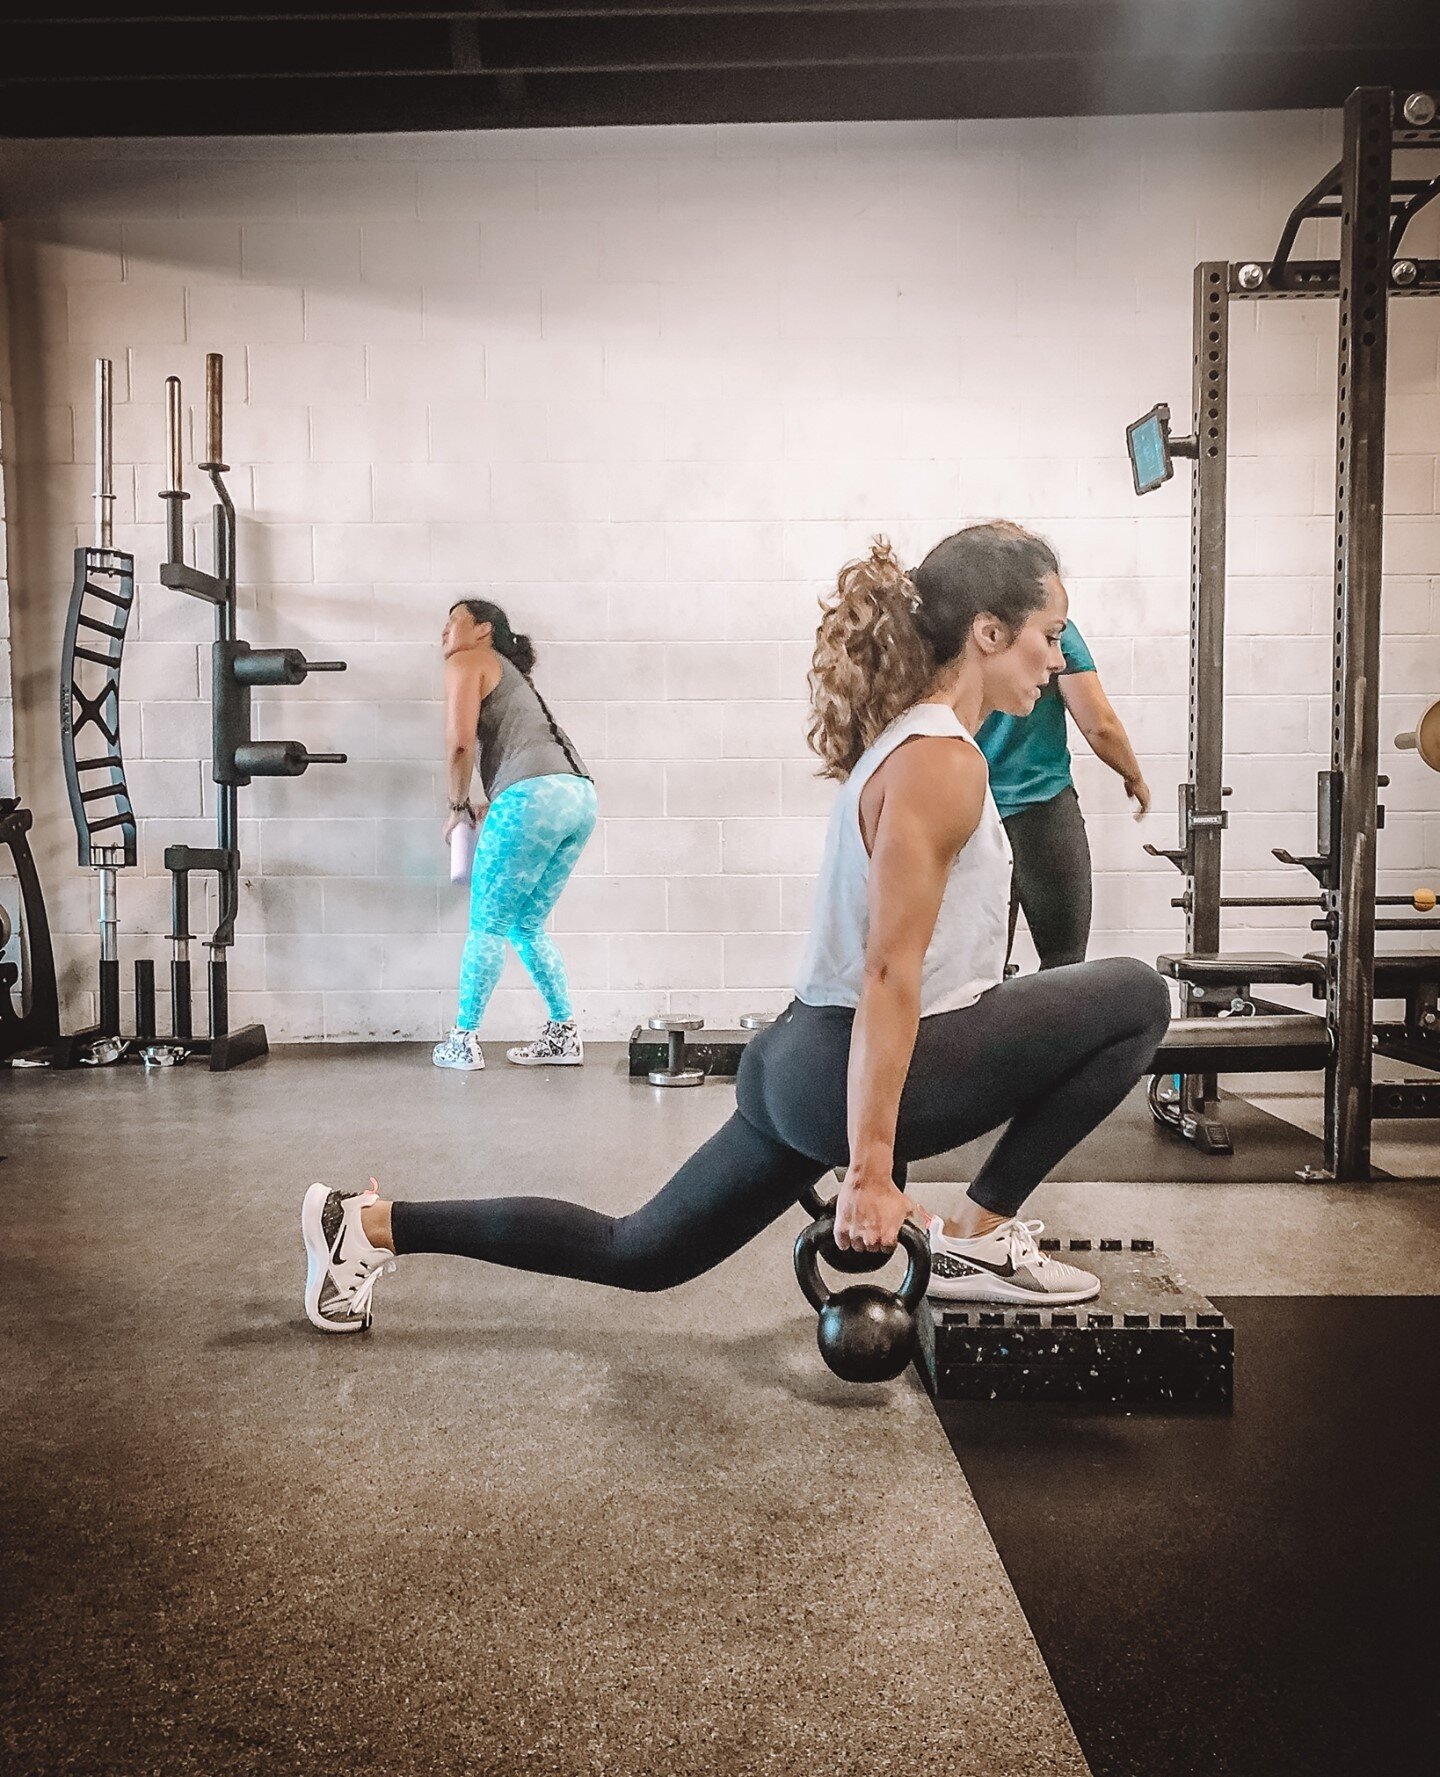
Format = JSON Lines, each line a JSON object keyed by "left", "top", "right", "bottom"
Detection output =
{"left": 505, "top": 1053, "right": 584, "bottom": 1066}
{"left": 301, "top": 1182, "right": 365, "bottom": 1334}
{"left": 432, "top": 1054, "right": 485, "bottom": 1070}
{"left": 926, "top": 1274, "right": 1101, "bottom": 1307}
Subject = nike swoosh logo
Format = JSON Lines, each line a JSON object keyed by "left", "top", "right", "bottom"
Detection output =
{"left": 932, "top": 1250, "right": 1017, "bottom": 1280}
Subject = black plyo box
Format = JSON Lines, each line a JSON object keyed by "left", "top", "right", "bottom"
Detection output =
{"left": 915, "top": 1240, "right": 1233, "bottom": 1407}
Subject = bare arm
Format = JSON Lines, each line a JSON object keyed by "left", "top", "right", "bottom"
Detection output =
{"left": 1059, "top": 670, "right": 1150, "bottom": 816}
{"left": 441, "top": 654, "right": 492, "bottom": 838}
{"left": 834, "top": 737, "right": 988, "bottom": 1253}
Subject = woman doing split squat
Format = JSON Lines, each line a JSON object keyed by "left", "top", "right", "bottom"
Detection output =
{"left": 433, "top": 599, "right": 596, "bottom": 1072}
{"left": 304, "top": 525, "right": 1170, "bottom": 1336}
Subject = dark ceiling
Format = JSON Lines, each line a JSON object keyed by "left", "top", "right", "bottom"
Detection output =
{"left": 2, "top": 1, "right": 1438, "bottom": 138}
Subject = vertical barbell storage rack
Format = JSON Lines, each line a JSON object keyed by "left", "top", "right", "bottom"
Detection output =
{"left": 59, "top": 356, "right": 137, "bottom": 1050}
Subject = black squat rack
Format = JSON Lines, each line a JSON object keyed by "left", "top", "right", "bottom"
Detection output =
{"left": 1128, "top": 86, "right": 1440, "bottom": 1179}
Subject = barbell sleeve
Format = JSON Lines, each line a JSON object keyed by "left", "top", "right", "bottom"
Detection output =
{"left": 94, "top": 357, "right": 114, "bottom": 550}
{"left": 205, "top": 352, "right": 224, "bottom": 465}
{"left": 164, "top": 375, "right": 183, "bottom": 494}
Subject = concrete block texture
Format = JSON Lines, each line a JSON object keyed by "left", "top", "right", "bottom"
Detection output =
{"left": 4, "top": 114, "right": 1437, "bottom": 1038}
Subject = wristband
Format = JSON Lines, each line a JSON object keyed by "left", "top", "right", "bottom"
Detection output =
{"left": 449, "top": 800, "right": 475, "bottom": 815}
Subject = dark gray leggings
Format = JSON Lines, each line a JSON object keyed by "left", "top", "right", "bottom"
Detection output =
{"left": 1006, "top": 785, "right": 1093, "bottom": 970}
{"left": 391, "top": 958, "right": 1171, "bottom": 1291}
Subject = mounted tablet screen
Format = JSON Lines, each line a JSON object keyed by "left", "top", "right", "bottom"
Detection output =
{"left": 1127, "top": 406, "right": 1174, "bottom": 496}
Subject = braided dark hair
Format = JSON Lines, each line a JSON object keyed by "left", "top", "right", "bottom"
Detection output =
{"left": 450, "top": 598, "right": 589, "bottom": 780}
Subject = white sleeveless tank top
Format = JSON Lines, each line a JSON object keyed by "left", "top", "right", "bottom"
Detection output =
{"left": 794, "top": 703, "right": 1013, "bottom": 1017}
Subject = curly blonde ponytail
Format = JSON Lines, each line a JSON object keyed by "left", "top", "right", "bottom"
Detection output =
{"left": 806, "top": 537, "right": 934, "bottom": 780}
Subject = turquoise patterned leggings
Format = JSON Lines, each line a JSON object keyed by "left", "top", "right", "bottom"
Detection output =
{"left": 457, "top": 774, "right": 598, "bottom": 1030}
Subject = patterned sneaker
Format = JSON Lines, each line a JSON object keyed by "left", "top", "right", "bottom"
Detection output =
{"left": 505, "top": 1019, "right": 584, "bottom": 1067}
{"left": 432, "top": 1026, "right": 485, "bottom": 1070}
{"left": 925, "top": 1216, "right": 1100, "bottom": 1306}
{"left": 301, "top": 1182, "right": 395, "bottom": 1333}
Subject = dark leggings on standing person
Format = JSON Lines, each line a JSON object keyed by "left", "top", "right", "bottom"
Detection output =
{"left": 391, "top": 957, "right": 1171, "bottom": 1288}
{"left": 1005, "top": 785, "right": 1093, "bottom": 970}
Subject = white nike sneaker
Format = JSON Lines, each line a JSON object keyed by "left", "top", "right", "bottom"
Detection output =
{"left": 506, "top": 1019, "right": 584, "bottom": 1067}
{"left": 925, "top": 1216, "right": 1101, "bottom": 1306}
{"left": 301, "top": 1182, "right": 395, "bottom": 1333}
{"left": 432, "top": 1026, "right": 485, "bottom": 1070}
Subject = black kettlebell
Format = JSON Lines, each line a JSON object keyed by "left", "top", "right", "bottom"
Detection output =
{"left": 793, "top": 1214, "right": 932, "bottom": 1384}
{"left": 798, "top": 1180, "right": 889, "bottom": 1274}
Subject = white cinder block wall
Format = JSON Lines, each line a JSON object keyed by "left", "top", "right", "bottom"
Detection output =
{"left": 1, "top": 112, "right": 1437, "bottom": 1041}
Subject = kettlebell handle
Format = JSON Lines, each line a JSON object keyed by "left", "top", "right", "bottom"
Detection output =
{"left": 793, "top": 1214, "right": 932, "bottom": 1314}
{"left": 894, "top": 1217, "right": 931, "bottom": 1312}
{"left": 800, "top": 1180, "right": 833, "bottom": 1218}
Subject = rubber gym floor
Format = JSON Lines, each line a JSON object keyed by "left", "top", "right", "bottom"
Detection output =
{"left": 4, "top": 1045, "right": 1437, "bottom": 1777}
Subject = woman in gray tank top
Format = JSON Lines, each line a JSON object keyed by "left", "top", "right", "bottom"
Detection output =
{"left": 432, "top": 599, "right": 597, "bottom": 1073}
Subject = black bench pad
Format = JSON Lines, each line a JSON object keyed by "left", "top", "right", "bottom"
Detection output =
{"left": 1157, "top": 952, "right": 1324, "bottom": 987}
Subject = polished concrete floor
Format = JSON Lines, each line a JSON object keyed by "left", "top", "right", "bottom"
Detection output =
{"left": 3, "top": 1044, "right": 1437, "bottom": 1775}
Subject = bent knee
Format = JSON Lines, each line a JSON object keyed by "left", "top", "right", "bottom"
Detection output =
{"left": 1090, "top": 955, "right": 1172, "bottom": 1036}
{"left": 1124, "top": 957, "right": 1173, "bottom": 1036}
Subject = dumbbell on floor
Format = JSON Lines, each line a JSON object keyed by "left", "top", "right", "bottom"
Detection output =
{"left": 647, "top": 1014, "right": 705, "bottom": 1087}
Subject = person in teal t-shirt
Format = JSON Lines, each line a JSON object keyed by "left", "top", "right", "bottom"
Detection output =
{"left": 977, "top": 618, "right": 1150, "bottom": 970}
